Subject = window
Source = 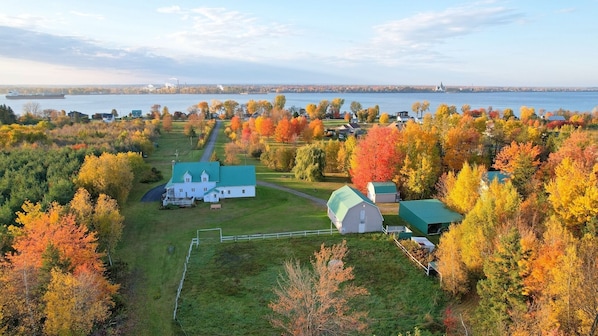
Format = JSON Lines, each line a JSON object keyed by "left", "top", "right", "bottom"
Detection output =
{"left": 179, "top": 189, "right": 183, "bottom": 192}
{"left": 242, "top": 189, "right": 245, "bottom": 194}
{"left": 191, "top": 188, "right": 195, "bottom": 192}
{"left": 221, "top": 190, "right": 224, "bottom": 194}
{"left": 227, "top": 190, "right": 231, "bottom": 194}
{"left": 185, "top": 177, "right": 190, "bottom": 183}
{"left": 204, "top": 187, "right": 207, "bottom": 192}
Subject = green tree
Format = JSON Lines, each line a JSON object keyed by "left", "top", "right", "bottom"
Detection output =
{"left": 0, "top": 104, "right": 17, "bottom": 125}
{"left": 291, "top": 144, "right": 326, "bottom": 182}
{"left": 475, "top": 228, "right": 528, "bottom": 336}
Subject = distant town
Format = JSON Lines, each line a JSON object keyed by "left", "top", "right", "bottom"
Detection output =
{"left": 2, "top": 84, "right": 598, "bottom": 96}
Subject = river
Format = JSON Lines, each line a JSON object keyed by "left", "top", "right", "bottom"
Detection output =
{"left": 2, "top": 91, "right": 597, "bottom": 116}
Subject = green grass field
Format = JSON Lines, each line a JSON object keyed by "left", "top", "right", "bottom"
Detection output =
{"left": 176, "top": 235, "right": 447, "bottom": 336}
{"left": 116, "top": 120, "right": 445, "bottom": 335}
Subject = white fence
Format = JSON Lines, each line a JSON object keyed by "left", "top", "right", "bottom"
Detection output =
{"left": 173, "top": 228, "right": 338, "bottom": 320}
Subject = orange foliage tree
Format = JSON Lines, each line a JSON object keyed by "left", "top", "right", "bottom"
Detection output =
{"left": 350, "top": 125, "right": 401, "bottom": 193}
{"left": 493, "top": 141, "right": 541, "bottom": 196}
{"left": 269, "top": 240, "right": 369, "bottom": 336}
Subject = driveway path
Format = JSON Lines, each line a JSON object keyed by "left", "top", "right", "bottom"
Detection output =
{"left": 257, "top": 181, "right": 327, "bottom": 207}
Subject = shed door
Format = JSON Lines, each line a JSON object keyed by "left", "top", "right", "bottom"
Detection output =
{"left": 359, "top": 209, "right": 366, "bottom": 233}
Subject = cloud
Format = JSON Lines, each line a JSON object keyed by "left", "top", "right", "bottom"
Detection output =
{"left": 156, "top": 6, "right": 294, "bottom": 61}
{"left": 69, "top": 11, "right": 104, "bottom": 20}
{"left": 0, "top": 25, "right": 348, "bottom": 84}
{"left": 344, "top": 3, "right": 523, "bottom": 66}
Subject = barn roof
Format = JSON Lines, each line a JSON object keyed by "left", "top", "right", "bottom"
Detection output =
{"left": 327, "top": 185, "right": 376, "bottom": 221}
{"left": 399, "top": 199, "right": 462, "bottom": 224}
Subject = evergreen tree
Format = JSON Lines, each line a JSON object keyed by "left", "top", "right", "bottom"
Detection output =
{"left": 0, "top": 104, "right": 17, "bottom": 125}
{"left": 475, "top": 228, "right": 528, "bottom": 335}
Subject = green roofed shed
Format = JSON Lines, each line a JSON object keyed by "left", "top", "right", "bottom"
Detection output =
{"left": 398, "top": 199, "right": 462, "bottom": 235}
{"left": 366, "top": 181, "right": 399, "bottom": 203}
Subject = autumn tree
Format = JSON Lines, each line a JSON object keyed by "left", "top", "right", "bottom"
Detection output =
{"left": 493, "top": 141, "right": 541, "bottom": 196}
{"left": 308, "top": 119, "right": 324, "bottom": 140}
{"left": 398, "top": 121, "right": 441, "bottom": 199}
{"left": 379, "top": 113, "right": 389, "bottom": 124}
{"left": 305, "top": 103, "right": 317, "bottom": 120}
{"left": 75, "top": 152, "right": 134, "bottom": 204}
{"left": 275, "top": 118, "right": 294, "bottom": 143}
{"left": 436, "top": 224, "right": 469, "bottom": 297}
{"left": 92, "top": 194, "right": 124, "bottom": 267}
{"left": 256, "top": 116, "right": 275, "bottom": 138}
{"left": 223, "top": 99, "right": 239, "bottom": 119}
{"left": 350, "top": 125, "right": 402, "bottom": 193}
{"left": 315, "top": 100, "right": 329, "bottom": 119}
{"left": 230, "top": 115, "right": 242, "bottom": 133}
{"left": 337, "top": 135, "right": 356, "bottom": 176}
{"left": 329, "top": 98, "right": 344, "bottom": 119}
{"left": 269, "top": 240, "right": 369, "bottom": 336}
{"left": 291, "top": 144, "right": 326, "bottom": 182}
{"left": 43, "top": 267, "right": 115, "bottom": 335}
{"left": 274, "top": 94, "right": 286, "bottom": 110}
{"left": 545, "top": 158, "right": 598, "bottom": 232}
{"left": 162, "top": 110, "right": 172, "bottom": 132}
{"left": 442, "top": 118, "right": 483, "bottom": 171}
{"left": 444, "top": 163, "right": 486, "bottom": 214}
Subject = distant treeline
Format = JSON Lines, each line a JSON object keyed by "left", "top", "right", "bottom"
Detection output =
{"left": 3, "top": 84, "right": 598, "bottom": 96}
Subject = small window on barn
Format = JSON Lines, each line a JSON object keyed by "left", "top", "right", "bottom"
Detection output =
{"left": 221, "top": 190, "right": 224, "bottom": 194}
{"left": 227, "top": 190, "right": 231, "bottom": 194}
{"left": 191, "top": 188, "right": 195, "bottom": 192}
{"left": 203, "top": 187, "right": 207, "bottom": 192}
{"left": 242, "top": 189, "right": 245, "bottom": 194}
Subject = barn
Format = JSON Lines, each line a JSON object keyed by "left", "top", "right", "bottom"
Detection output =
{"left": 327, "top": 185, "right": 384, "bottom": 234}
{"left": 398, "top": 199, "right": 462, "bottom": 235}
{"left": 366, "top": 181, "right": 399, "bottom": 203}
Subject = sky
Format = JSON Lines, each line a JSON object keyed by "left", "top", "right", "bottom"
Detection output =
{"left": 0, "top": 0, "right": 596, "bottom": 87}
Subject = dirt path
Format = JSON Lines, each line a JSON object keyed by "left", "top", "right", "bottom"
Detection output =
{"left": 256, "top": 181, "right": 327, "bottom": 207}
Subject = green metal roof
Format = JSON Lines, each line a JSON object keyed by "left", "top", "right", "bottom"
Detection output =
{"left": 369, "top": 181, "right": 397, "bottom": 194}
{"left": 217, "top": 165, "right": 256, "bottom": 187}
{"left": 485, "top": 171, "right": 509, "bottom": 183}
{"left": 327, "top": 185, "right": 377, "bottom": 221}
{"left": 399, "top": 199, "right": 462, "bottom": 224}
{"left": 170, "top": 161, "right": 221, "bottom": 183}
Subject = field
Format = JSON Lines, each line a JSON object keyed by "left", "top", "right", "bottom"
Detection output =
{"left": 176, "top": 235, "right": 447, "bottom": 335}
{"left": 116, "top": 120, "right": 445, "bottom": 335}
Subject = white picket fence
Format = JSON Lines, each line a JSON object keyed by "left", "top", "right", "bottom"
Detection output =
{"left": 173, "top": 227, "right": 337, "bottom": 320}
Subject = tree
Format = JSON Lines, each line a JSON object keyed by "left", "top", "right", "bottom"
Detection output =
{"left": 442, "top": 120, "right": 482, "bottom": 171}
{"left": 74, "top": 152, "right": 134, "bottom": 204}
{"left": 366, "top": 105, "right": 379, "bottom": 123}
{"left": 162, "top": 111, "right": 172, "bottom": 132}
{"left": 379, "top": 113, "right": 389, "bottom": 124}
{"left": 0, "top": 104, "right": 17, "bottom": 125}
{"left": 329, "top": 98, "right": 344, "bottom": 118}
{"left": 315, "top": 100, "right": 329, "bottom": 119}
{"left": 43, "top": 267, "right": 116, "bottom": 336}
{"left": 308, "top": 119, "right": 324, "bottom": 140}
{"left": 444, "top": 163, "right": 486, "bottom": 214}
{"left": 437, "top": 224, "right": 469, "bottom": 297}
{"left": 223, "top": 100, "right": 239, "bottom": 119}
{"left": 475, "top": 228, "right": 529, "bottom": 336}
{"left": 350, "top": 125, "right": 402, "bottom": 193}
{"left": 291, "top": 144, "right": 326, "bottom": 182}
{"left": 269, "top": 240, "right": 369, "bottom": 336}
{"left": 493, "top": 141, "right": 541, "bottom": 196}
{"left": 545, "top": 158, "right": 598, "bottom": 232}
{"left": 92, "top": 194, "right": 124, "bottom": 267}
{"left": 230, "top": 115, "right": 242, "bottom": 133}
{"left": 274, "top": 95, "right": 286, "bottom": 110}
{"left": 275, "top": 118, "right": 294, "bottom": 143}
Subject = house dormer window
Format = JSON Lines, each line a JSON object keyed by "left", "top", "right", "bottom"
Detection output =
{"left": 185, "top": 177, "right": 190, "bottom": 183}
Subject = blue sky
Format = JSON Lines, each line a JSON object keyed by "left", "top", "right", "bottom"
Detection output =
{"left": 0, "top": 0, "right": 596, "bottom": 86}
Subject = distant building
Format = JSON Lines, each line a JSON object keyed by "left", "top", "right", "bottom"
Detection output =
{"left": 131, "top": 109, "right": 142, "bottom": 118}
{"left": 435, "top": 82, "right": 446, "bottom": 92}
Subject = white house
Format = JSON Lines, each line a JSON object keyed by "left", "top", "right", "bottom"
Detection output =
{"left": 366, "top": 181, "right": 399, "bottom": 203}
{"left": 327, "top": 185, "right": 384, "bottom": 234}
{"left": 162, "top": 161, "right": 256, "bottom": 206}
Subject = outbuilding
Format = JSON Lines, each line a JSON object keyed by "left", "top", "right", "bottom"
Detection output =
{"left": 327, "top": 185, "right": 384, "bottom": 234}
{"left": 366, "top": 181, "right": 399, "bottom": 203}
{"left": 398, "top": 199, "right": 462, "bottom": 235}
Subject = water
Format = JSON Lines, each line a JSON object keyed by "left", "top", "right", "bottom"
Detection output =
{"left": 2, "top": 91, "right": 597, "bottom": 116}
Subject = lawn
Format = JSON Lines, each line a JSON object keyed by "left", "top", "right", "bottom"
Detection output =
{"left": 176, "top": 234, "right": 447, "bottom": 335}
{"left": 116, "top": 119, "right": 445, "bottom": 335}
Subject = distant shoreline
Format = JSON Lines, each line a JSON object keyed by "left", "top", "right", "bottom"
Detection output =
{"left": 2, "top": 84, "right": 598, "bottom": 96}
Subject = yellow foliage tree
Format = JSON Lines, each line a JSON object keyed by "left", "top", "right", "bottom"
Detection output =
{"left": 445, "top": 162, "right": 486, "bottom": 214}
{"left": 43, "top": 268, "right": 116, "bottom": 336}
{"left": 75, "top": 152, "right": 134, "bottom": 204}
{"left": 437, "top": 224, "right": 469, "bottom": 296}
{"left": 546, "top": 158, "right": 598, "bottom": 231}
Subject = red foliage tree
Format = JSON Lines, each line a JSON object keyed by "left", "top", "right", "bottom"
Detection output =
{"left": 350, "top": 125, "right": 402, "bottom": 193}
